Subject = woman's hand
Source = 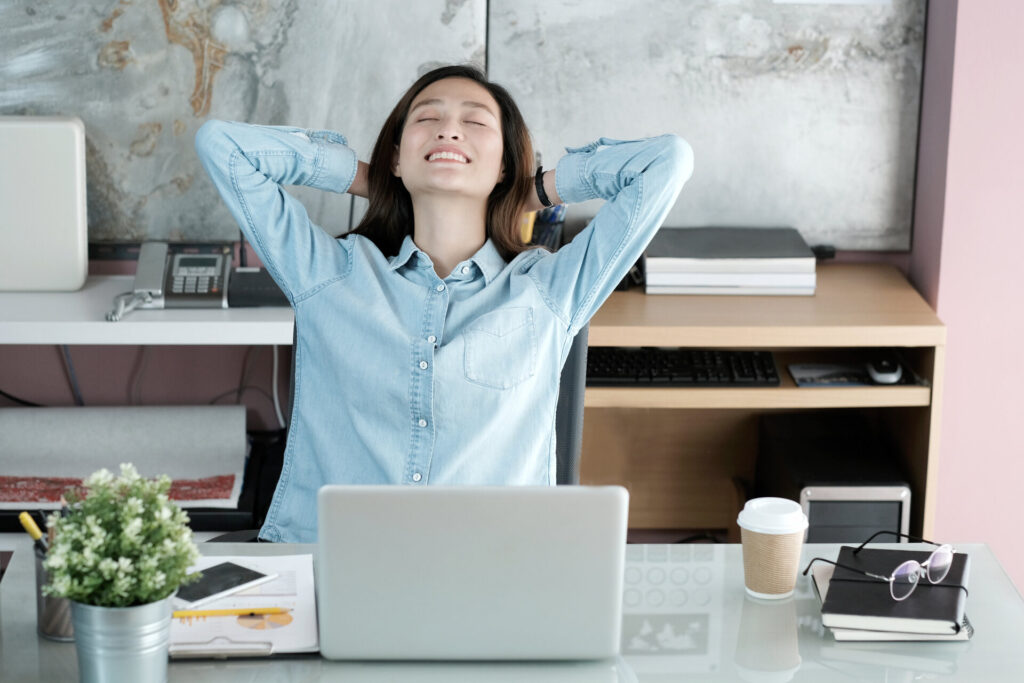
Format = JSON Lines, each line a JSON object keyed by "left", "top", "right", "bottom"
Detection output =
{"left": 348, "top": 161, "right": 370, "bottom": 198}
{"left": 523, "top": 169, "right": 561, "bottom": 214}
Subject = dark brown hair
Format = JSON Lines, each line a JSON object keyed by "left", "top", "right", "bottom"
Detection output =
{"left": 350, "top": 65, "right": 534, "bottom": 262}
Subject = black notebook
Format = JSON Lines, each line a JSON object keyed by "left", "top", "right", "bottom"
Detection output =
{"left": 820, "top": 546, "right": 970, "bottom": 635}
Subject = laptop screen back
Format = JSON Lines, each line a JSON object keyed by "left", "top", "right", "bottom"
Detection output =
{"left": 316, "top": 485, "right": 629, "bottom": 660}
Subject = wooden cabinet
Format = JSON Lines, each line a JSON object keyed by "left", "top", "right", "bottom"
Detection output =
{"left": 582, "top": 264, "right": 945, "bottom": 539}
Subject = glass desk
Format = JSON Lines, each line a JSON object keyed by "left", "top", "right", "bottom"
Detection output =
{"left": 2, "top": 534, "right": 1022, "bottom": 682}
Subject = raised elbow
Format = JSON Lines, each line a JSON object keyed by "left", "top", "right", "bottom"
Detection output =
{"left": 664, "top": 134, "right": 695, "bottom": 185}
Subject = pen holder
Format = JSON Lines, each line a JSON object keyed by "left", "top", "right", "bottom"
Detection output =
{"left": 35, "top": 548, "right": 74, "bottom": 641}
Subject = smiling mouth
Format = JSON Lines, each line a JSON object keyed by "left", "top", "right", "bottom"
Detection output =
{"left": 425, "top": 151, "right": 470, "bottom": 163}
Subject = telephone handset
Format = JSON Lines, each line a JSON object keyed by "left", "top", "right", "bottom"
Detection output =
{"left": 107, "top": 242, "right": 231, "bottom": 321}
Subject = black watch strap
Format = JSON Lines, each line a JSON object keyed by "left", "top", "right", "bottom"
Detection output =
{"left": 535, "top": 167, "right": 553, "bottom": 208}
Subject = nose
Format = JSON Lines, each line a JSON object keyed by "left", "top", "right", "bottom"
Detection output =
{"left": 436, "top": 115, "right": 462, "bottom": 141}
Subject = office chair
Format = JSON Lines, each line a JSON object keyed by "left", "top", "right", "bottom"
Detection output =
{"left": 210, "top": 323, "right": 589, "bottom": 542}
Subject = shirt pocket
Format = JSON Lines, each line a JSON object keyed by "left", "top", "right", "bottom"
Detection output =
{"left": 463, "top": 307, "right": 537, "bottom": 390}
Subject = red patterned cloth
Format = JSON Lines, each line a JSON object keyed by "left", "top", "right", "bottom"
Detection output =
{"left": 0, "top": 475, "right": 236, "bottom": 504}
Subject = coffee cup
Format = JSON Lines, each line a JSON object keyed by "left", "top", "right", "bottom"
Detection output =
{"left": 737, "top": 497, "right": 808, "bottom": 599}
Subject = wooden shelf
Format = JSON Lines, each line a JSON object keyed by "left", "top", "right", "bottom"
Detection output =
{"left": 588, "top": 263, "right": 945, "bottom": 348}
{"left": 584, "top": 384, "right": 931, "bottom": 409}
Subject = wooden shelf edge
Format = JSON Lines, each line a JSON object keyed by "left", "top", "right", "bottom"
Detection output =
{"left": 583, "top": 386, "right": 932, "bottom": 409}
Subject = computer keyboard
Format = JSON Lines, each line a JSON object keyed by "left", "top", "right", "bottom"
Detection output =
{"left": 586, "top": 348, "right": 780, "bottom": 387}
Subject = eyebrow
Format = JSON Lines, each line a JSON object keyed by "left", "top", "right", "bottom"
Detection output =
{"left": 410, "top": 98, "right": 498, "bottom": 119}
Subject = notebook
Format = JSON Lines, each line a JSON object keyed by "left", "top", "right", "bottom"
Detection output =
{"left": 316, "top": 485, "right": 629, "bottom": 660}
{"left": 819, "top": 546, "right": 970, "bottom": 635}
{"left": 644, "top": 227, "right": 815, "bottom": 273}
{"left": 810, "top": 562, "right": 974, "bottom": 641}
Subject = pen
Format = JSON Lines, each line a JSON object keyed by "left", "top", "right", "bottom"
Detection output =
{"left": 18, "top": 511, "right": 49, "bottom": 554}
{"left": 172, "top": 607, "right": 290, "bottom": 619}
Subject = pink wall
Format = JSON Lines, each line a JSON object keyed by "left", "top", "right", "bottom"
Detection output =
{"left": 925, "top": 0, "right": 1024, "bottom": 591}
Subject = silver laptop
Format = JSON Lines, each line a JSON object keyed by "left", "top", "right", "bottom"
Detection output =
{"left": 316, "top": 485, "right": 629, "bottom": 660}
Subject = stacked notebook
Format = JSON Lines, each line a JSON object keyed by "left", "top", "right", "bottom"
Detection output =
{"left": 810, "top": 546, "right": 973, "bottom": 642}
{"left": 644, "top": 227, "right": 816, "bottom": 295}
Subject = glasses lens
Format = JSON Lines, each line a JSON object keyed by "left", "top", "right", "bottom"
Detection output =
{"left": 891, "top": 560, "right": 920, "bottom": 601}
{"left": 927, "top": 545, "right": 954, "bottom": 583}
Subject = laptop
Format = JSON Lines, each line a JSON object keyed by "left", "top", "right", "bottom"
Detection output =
{"left": 316, "top": 485, "right": 629, "bottom": 660}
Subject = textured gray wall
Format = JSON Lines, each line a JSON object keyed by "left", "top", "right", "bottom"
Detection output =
{"left": 1, "top": 0, "right": 923, "bottom": 250}
{"left": 1, "top": 0, "right": 485, "bottom": 242}
{"left": 490, "top": 0, "right": 925, "bottom": 250}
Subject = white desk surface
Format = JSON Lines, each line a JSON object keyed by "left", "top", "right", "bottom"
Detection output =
{"left": 1, "top": 535, "right": 1021, "bottom": 682}
{"left": 0, "top": 275, "right": 294, "bottom": 345}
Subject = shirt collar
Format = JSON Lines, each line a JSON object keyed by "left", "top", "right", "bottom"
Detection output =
{"left": 388, "top": 235, "right": 507, "bottom": 284}
{"left": 388, "top": 234, "right": 422, "bottom": 271}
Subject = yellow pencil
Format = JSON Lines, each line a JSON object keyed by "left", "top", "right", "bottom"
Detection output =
{"left": 172, "top": 606, "right": 290, "bottom": 619}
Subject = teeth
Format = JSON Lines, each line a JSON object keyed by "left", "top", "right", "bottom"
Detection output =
{"left": 428, "top": 151, "right": 468, "bottom": 163}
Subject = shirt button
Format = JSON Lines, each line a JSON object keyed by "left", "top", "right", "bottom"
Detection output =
{"left": 412, "top": 472, "right": 422, "bottom": 482}
{"left": 418, "top": 418, "right": 427, "bottom": 428}
{"left": 419, "top": 360, "right": 428, "bottom": 370}
{"left": 436, "top": 283, "right": 445, "bottom": 292}
{"left": 427, "top": 335, "right": 437, "bottom": 344}
{"left": 461, "top": 266, "right": 470, "bottom": 275}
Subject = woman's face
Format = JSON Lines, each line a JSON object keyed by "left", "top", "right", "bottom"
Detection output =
{"left": 394, "top": 77, "right": 505, "bottom": 201}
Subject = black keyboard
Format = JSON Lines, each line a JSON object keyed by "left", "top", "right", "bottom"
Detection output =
{"left": 586, "top": 348, "right": 780, "bottom": 387}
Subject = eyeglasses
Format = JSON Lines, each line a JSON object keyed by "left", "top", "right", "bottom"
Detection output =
{"left": 802, "top": 530, "right": 959, "bottom": 602}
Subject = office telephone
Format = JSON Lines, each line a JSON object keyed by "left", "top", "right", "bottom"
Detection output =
{"left": 107, "top": 242, "right": 230, "bottom": 320}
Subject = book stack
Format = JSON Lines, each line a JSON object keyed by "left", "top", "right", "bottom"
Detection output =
{"left": 644, "top": 227, "right": 816, "bottom": 295}
{"left": 810, "top": 546, "right": 973, "bottom": 642}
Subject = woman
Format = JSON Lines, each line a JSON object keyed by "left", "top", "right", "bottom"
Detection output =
{"left": 195, "top": 64, "right": 693, "bottom": 543}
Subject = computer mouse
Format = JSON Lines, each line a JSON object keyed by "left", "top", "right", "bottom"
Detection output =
{"left": 866, "top": 356, "right": 902, "bottom": 384}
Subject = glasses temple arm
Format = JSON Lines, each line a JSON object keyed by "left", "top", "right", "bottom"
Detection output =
{"left": 852, "top": 530, "right": 941, "bottom": 554}
{"left": 801, "top": 557, "right": 889, "bottom": 582}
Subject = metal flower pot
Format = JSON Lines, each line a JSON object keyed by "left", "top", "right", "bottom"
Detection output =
{"left": 70, "top": 596, "right": 172, "bottom": 683}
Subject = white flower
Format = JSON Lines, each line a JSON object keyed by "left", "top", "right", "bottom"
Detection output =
{"left": 118, "top": 463, "right": 141, "bottom": 483}
{"left": 98, "top": 557, "right": 118, "bottom": 579}
{"left": 84, "top": 468, "right": 114, "bottom": 488}
{"left": 123, "top": 518, "right": 143, "bottom": 542}
{"left": 125, "top": 497, "right": 144, "bottom": 516}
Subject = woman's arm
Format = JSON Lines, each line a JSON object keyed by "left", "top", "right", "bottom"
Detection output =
{"left": 348, "top": 160, "right": 370, "bottom": 199}
{"left": 522, "top": 169, "right": 562, "bottom": 214}
{"left": 519, "top": 135, "right": 694, "bottom": 336}
{"left": 194, "top": 120, "right": 360, "bottom": 301}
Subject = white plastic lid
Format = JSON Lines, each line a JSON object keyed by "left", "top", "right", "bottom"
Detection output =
{"left": 737, "top": 497, "right": 808, "bottom": 535}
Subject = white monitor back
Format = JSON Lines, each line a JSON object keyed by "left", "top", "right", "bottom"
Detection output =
{"left": 0, "top": 116, "right": 88, "bottom": 291}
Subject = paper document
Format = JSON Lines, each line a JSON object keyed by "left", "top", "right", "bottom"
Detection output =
{"left": 170, "top": 554, "right": 318, "bottom": 657}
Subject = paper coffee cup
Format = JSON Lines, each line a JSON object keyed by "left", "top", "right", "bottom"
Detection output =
{"left": 737, "top": 498, "right": 808, "bottom": 599}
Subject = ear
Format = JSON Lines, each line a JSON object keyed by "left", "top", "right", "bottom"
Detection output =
{"left": 391, "top": 145, "right": 401, "bottom": 178}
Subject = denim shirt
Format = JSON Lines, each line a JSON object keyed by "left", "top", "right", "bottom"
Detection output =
{"left": 195, "top": 120, "right": 693, "bottom": 542}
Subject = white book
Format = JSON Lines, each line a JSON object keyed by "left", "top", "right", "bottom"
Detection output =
{"left": 645, "top": 284, "right": 815, "bottom": 296}
{"left": 645, "top": 272, "right": 816, "bottom": 287}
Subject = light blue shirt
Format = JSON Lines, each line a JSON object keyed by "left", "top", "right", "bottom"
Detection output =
{"left": 195, "top": 120, "right": 693, "bottom": 542}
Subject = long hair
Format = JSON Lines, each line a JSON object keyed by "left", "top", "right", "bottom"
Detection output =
{"left": 350, "top": 65, "right": 534, "bottom": 262}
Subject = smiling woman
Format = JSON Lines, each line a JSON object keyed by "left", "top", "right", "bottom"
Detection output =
{"left": 194, "top": 63, "right": 694, "bottom": 542}
{"left": 351, "top": 65, "right": 538, "bottom": 273}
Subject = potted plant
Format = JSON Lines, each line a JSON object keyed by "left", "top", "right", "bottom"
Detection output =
{"left": 43, "top": 463, "right": 200, "bottom": 683}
